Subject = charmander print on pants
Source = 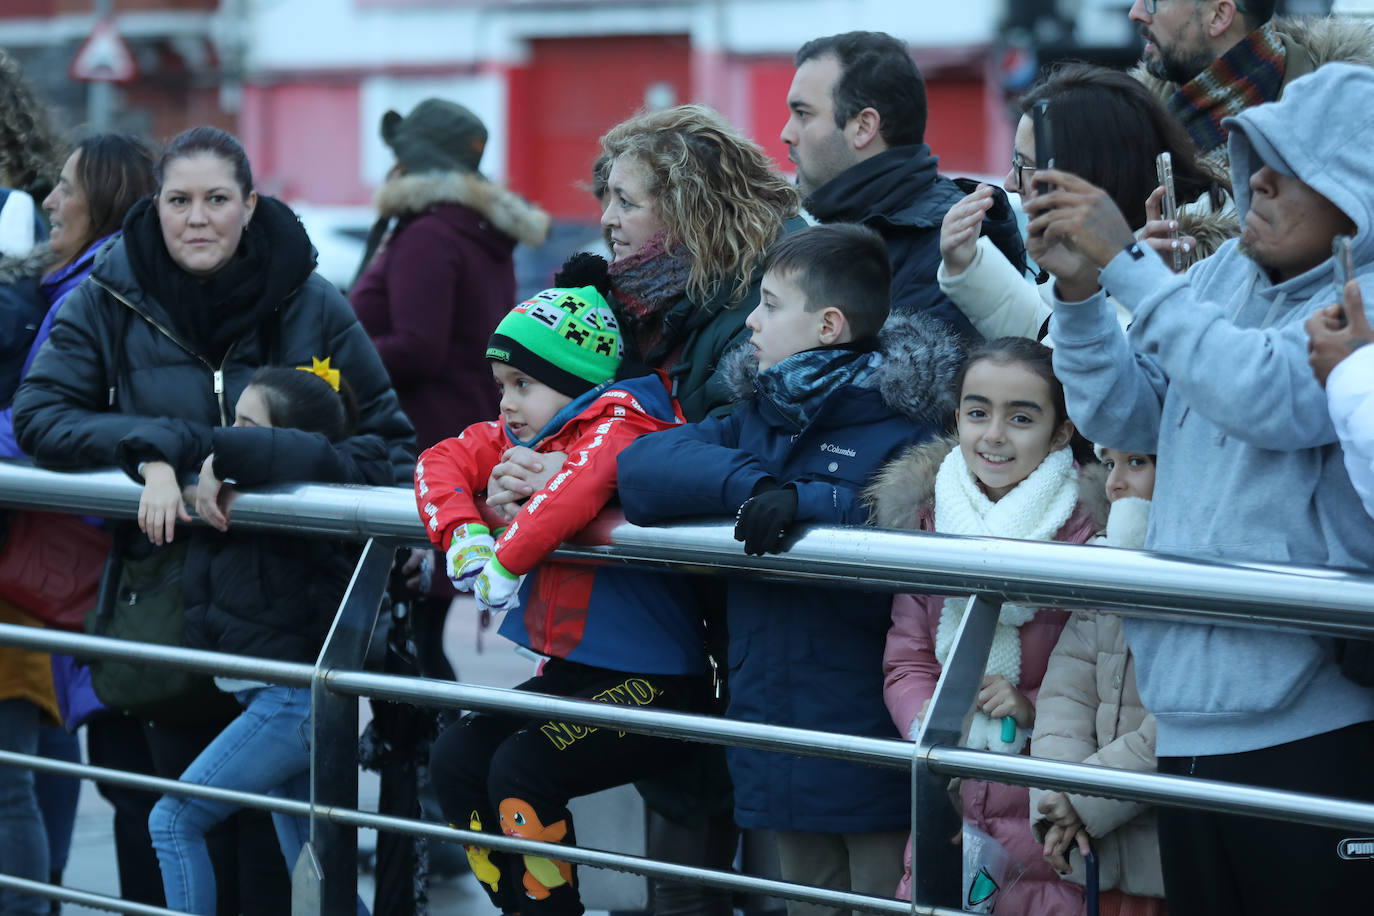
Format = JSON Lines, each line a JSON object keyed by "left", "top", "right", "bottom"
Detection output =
{"left": 499, "top": 797, "right": 573, "bottom": 900}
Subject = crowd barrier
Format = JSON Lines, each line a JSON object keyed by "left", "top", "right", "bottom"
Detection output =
{"left": 0, "top": 461, "right": 1372, "bottom": 915}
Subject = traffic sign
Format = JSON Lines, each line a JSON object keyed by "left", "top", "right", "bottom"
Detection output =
{"left": 69, "top": 16, "right": 137, "bottom": 84}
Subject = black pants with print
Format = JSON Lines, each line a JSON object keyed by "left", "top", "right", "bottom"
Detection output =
{"left": 1156, "top": 721, "right": 1374, "bottom": 916}
{"left": 430, "top": 658, "right": 709, "bottom": 916}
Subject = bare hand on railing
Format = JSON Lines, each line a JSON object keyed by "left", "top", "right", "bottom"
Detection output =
{"left": 195, "top": 454, "right": 238, "bottom": 532}
{"left": 485, "top": 447, "right": 567, "bottom": 521}
{"left": 137, "top": 460, "right": 190, "bottom": 545}
{"left": 977, "top": 674, "right": 1034, "bottom": 727}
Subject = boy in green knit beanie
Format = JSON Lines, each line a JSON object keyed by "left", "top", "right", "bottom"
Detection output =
{"left": 414, "top": 284, "right": 708, "bottom": 916}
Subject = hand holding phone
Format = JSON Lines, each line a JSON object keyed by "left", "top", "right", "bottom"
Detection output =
{"left": 1032, "top": 100, "right": 1054, "bottom": 196}
{"left": 1155, "top": 152, "right": 1181, "bottom": 271}
{"left": 1333, "top": 235, "right": 1355, "bottom": 326}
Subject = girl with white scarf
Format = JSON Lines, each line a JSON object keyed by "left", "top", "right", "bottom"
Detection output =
{"left": 868, "top": 337, "right": 1108, "bottom": 914}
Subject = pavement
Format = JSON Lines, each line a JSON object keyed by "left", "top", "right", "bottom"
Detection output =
{"left": 57, "top": 596, "right": 615, "bottom": 916}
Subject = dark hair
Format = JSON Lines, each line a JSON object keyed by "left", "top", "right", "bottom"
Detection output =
{"left": 954, "top": 336, "right": 1095, "bottom": 466}
{"left": 761, "top": 224, "right": 891, "bottom": 340}
{"left": 70, "top": 134, "right": 156, "bottom": 253}
{"left": 795, "top": 31, "right": 927, "bottom": 148}
{"left": 156, "top": 126, "right": 253, "bottom": 198}
{"left": 245, "top": 366, "right": 357, "bottom": 442}
{"left": 1020, "top": 64, "right": 1225, "bottom": 229}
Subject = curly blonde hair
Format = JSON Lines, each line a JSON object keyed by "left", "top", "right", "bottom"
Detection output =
{"left": 601, "top": 105, "right": 798, "bottom": 303}
{"left": 0, "top": 51, "right": 63, "bottom": 199}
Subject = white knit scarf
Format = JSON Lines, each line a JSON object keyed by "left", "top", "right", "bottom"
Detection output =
{"left": 932, "top": 446, "right": 1079, "bottom": 753}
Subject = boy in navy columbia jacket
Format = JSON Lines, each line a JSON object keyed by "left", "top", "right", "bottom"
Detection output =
{"left": 617, "top": 224, "right": 963, "bottom": 904}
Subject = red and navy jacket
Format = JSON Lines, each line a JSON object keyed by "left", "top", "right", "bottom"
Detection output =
{"left": 415, "top": 370, "right": 706, "bottom": 675}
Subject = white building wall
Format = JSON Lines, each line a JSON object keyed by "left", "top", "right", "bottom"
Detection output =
{"left": 244, "top": 0, "right": 1007, "bottom": 73}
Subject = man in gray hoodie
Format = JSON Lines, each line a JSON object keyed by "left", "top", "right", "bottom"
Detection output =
{"left": 1023, "top": 62, "right": 1374, "bottom": 915}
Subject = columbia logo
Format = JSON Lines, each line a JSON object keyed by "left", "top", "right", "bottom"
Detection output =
{"left": 1338, "top": 838, "right": 1374, "bottom": 859}
{"left": 820, "top": 443, "right": 856, "bottom": 458}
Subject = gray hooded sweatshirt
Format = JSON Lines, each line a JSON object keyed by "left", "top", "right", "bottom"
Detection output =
{"left": 1048, "top": 62, "right": 1374, "bottom": 758}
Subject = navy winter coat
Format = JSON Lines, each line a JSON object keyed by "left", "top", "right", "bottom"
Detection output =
{"left": 804, "top": 144, "right": 1026, "bottom": 342}
{"left": 617, "top": 316, "right": 963, "bottom": 833}
{"left": 117, "top": 423, "right": 393, "bottom": 663}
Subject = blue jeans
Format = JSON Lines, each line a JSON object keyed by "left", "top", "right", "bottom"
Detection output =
{"left": 148, "top": 686, "right": 364, "bottom": 915}
{"left": 0, "top": 698, "right": 50, "bottom": 915}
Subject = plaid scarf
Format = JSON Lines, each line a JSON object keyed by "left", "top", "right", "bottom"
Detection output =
{"left": 754, "top": 345, "right": 880, "bottom": 430}
{"left": 1168, "top": 23, "right": 1287, "bottom": 154}
{"left": 608, "top": 232, "right": 693, "bottom": 359}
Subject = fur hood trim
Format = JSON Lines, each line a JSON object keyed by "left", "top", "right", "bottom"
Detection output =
{"left": 862, "top": 435, "right": 1110, "bottom": 533}
{"left": 0, "top": 246, "right": 54, "bottom": 286}
{"left": 373, "top": 171, "right": 551, "bottom": 247}
{"left": 1177, "top": 195, "right": 1240, "bottom": 261}
{"left": 1132, "top": 15, "right": 1374, "bottom": 103}
{"left": 717, "top": 312, "right": 966, "bottom": 427}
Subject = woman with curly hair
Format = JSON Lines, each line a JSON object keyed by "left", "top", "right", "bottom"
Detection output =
{"left": 484, "top": 105, "right": 799, "bottom": 916}
{"left": 0, "top": 51, "right": 62, "bottom": 204}
{"left": 598, "top": 104, "right": 800, "bottom": 420}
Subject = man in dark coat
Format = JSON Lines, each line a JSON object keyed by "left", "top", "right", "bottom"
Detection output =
{"left": 781, "top": 31, "right": 1026, "bottom": 340}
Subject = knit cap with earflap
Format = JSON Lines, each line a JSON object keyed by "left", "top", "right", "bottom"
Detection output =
{"left": 486, "top": 286, "right": 624, "bottom": 397}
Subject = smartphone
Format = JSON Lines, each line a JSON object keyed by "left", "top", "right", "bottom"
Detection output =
{"left": 1031, "top": 99, "right": 1054, "bottom": 195}
{"left": 1333, "top": 235, "right": 1355, "bottom": 326}
{"left": 1155, "top": 152, "right": 1182, "bottom": 271}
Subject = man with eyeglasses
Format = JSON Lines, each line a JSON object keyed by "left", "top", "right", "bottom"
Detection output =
{"left": 780, "top": 31, "right": 1026, "bottom": 339}
{"left": 1128, "top": 0, "right": 1373, "bottom": 170}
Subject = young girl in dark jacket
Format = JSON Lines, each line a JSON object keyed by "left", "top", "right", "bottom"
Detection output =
{"left": 121, "top": 365, "right": 389, "bottom": 915}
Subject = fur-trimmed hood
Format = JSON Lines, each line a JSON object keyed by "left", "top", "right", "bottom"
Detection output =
{"left": 717, "top": 312, "right": 965, "bottom": 429}
{"left": 373, "top": 171, "right": 551, "bottom": 247}
{"left": 0, "top": 246, "right": 54, "bottom": 286}
{"left": 1176, "top": 196, "right": 1239, "bottom": 261}
{"left": 862, "top": 435, "right": 1110, "bottom": 533}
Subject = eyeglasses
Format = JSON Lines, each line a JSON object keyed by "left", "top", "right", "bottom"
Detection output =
{"left": 1011, "top": 155, "right": 1036, "bottom": 193}
{"left": 1144, "top": 0, "right": 1246, "bottom": 12}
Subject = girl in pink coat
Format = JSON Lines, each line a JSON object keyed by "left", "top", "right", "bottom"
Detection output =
{"left": 865, "top": 338, "right": 1107, "bottom": 915}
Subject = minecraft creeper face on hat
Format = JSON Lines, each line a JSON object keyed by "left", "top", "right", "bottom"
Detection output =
{"left": 486, "top": 287, "right": 624, "bottom": 397}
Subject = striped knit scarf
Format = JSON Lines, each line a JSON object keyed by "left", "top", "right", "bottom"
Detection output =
{"left": 1168, "top": 23, "right": 1287, "bottom": 154}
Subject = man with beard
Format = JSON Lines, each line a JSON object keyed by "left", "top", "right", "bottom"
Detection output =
{"left": 1128, "top": 1, "right": 1374, "bottom": 170}
{"left": 1024, "top": 62, "right": 1374, "bottom": 915}
{"left": 781, "top": 31, "right": 1024, "bottom": 338}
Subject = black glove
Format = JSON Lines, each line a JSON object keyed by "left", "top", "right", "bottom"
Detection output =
{"left": 734, "top": 485, "right": 799, "bottom": 555}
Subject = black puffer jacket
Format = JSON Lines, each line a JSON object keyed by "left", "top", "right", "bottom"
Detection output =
{"left": 805, "top": 144, "right": 1026, "bottom": 341}
{"left": 12, "top": 197, "right": 415, "bottom": 481}
{"left": 116, "top": 422, "right": 392, "bottom": 662}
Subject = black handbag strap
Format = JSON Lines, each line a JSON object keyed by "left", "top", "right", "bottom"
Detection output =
{"left": 89, "top": 530, "right": 126, "bottom": 639}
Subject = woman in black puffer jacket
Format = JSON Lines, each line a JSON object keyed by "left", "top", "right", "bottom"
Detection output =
{"left": 12, "top": 126, "right": 413, "bottom": 914}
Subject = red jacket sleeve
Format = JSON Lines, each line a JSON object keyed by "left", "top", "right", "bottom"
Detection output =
{"left": 415, "top": 421, "right": 506, "bottom": 549}
{"left": 492, "top": 403, "right": 670, "bottom": 576}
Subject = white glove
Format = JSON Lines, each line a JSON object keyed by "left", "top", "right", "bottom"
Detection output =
{"left": 445, "top": 523, "right": 495, "bottom": 591}
{"left": 474, "top": 557, "right": 525, "bottom": 613}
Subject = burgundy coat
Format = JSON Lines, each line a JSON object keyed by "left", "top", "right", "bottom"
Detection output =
{"left": 351, "top": 172, "right": 549, "bottom": 450}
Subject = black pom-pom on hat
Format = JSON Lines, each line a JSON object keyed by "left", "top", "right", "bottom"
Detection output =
{"left": 554, "top": 252, "right": 612, "bottom": 296}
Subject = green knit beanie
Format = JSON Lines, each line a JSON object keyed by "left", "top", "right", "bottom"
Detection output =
{"left": 486, "top": 286, "right": 624, "bottom": 397}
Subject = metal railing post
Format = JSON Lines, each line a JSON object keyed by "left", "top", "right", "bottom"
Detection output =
{"left": 913, "top": 595, "right": 1000, "bottom": 910}
{"left": 306, "top": 537, "right": 392, "bottom": 914}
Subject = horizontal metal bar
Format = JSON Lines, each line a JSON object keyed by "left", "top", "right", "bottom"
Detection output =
{"left": 926, "top": 746, "right": 1374, "bottom": 832}
{"left": 322, "top": 668, "right": 916, "bottom": 768}
{"left": 2, "top": 462, "right": 1372, "bottom": 634}
{"left": 0, "top": 874, "right": 190, "bottom": 916}
{"left": 0, "top": 623, "right": 315, "bottom": 686}
{"left": 0, "top": 749, "right": 938, "bottom": 916}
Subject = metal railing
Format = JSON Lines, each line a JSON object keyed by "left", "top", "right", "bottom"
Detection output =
{"left": 0, "top": 462, "right": 1371, "bottom": 915}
